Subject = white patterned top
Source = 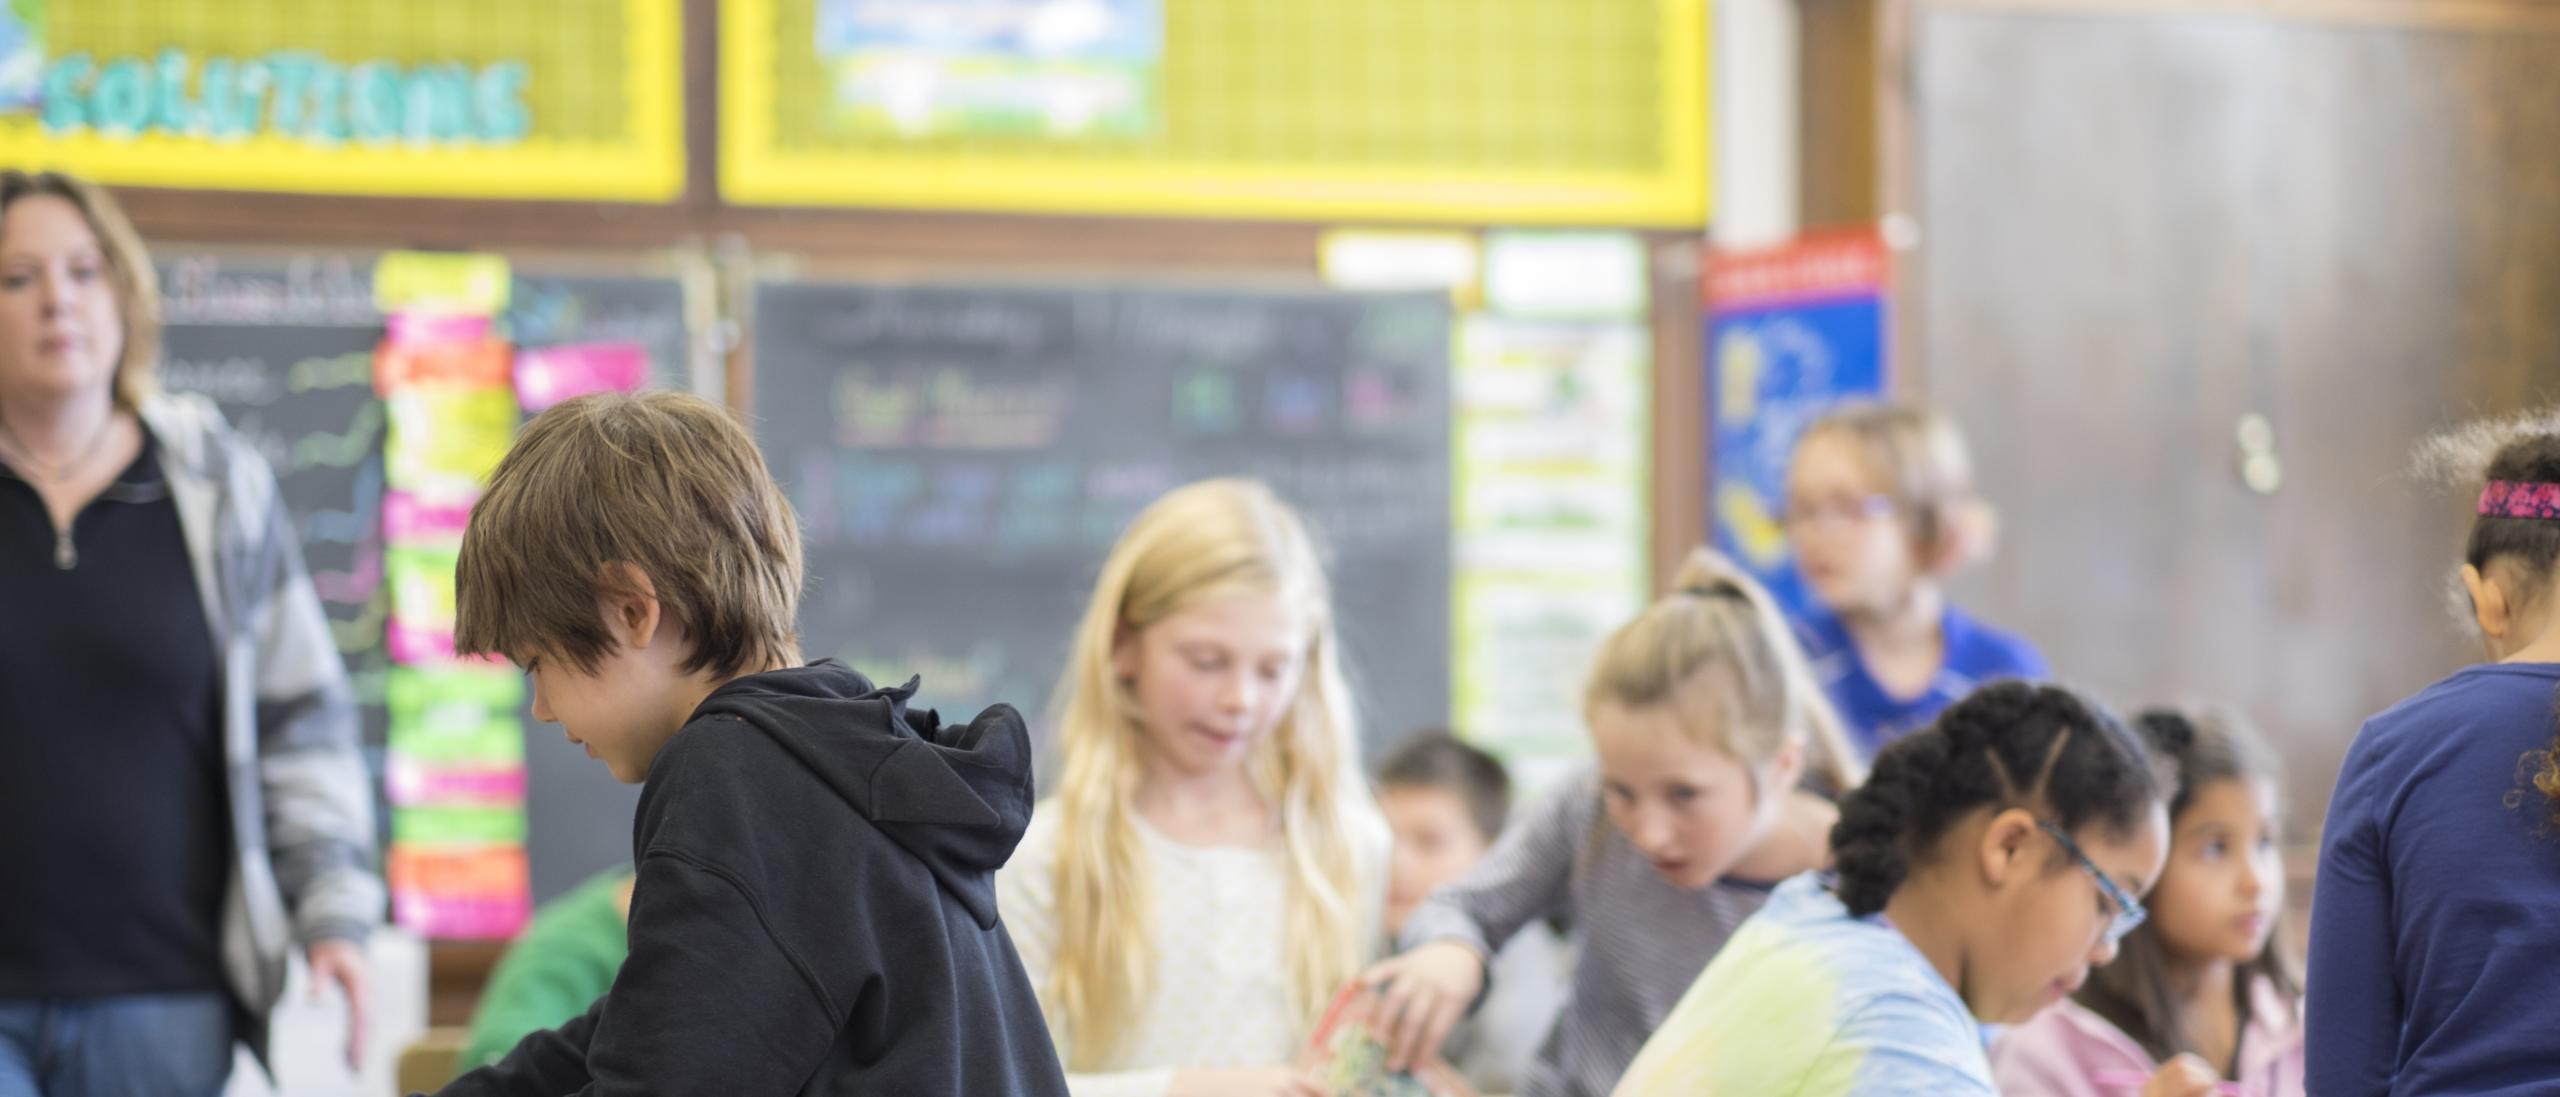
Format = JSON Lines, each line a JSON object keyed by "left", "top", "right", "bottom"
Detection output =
{"left": 998, "top": 802, "right": 1389, "bottom": 1097}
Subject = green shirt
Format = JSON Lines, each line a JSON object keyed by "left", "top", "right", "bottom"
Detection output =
{"left": 459, "top": 870, "right": 633, "bottom": 1070}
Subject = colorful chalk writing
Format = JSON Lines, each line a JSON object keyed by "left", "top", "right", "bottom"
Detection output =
{"left": 154, "top": 254, "right": 392, "bottom": 754}
{"left": 756, "top": 281, "right": 1453, "bottom": 752}
{"left": 1448, "top": 233, "right": 1653, "bottom": 793}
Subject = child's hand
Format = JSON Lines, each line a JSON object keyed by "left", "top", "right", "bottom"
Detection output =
{"left": 1357, "top": 940, "right": 1486, "bottom": 1075}
{"left": 2140, "top": 1055, "right": 2224, "bottom": 1097}
{"left": 1167, "top": 1067, "right": 1326, "bottom": 1097}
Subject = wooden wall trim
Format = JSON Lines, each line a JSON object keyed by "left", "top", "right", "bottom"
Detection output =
{"left": 1906, "top": 0, "right": 2560, "bottom": 30}
{"left": 1878, "top": 0, "right": 1925, "bottom": 395}
{"left": 1652, "top": 235, "right": 1709, "bottom": 592}
{"left": 109, "top": 185, "right": 1342, "bottom": 270}
{"left": 1796, "top": 0, "right": 1885, "bottom": 228}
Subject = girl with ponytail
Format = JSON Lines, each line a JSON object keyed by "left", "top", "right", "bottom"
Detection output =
{"left": 1361, "top": 548, "right": 1858, "bottom": 1097}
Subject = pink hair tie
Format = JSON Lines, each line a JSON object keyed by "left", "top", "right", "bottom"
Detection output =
{"left": 2480, "top": 480, "right": 2560, "bottom": 519}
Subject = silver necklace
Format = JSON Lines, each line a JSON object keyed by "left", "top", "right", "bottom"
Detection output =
{"left": 0, "top": 407, "right": 116, "bottom": 486}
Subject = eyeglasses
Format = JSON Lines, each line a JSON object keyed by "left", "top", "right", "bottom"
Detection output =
{"left": 2037, "top": 819, "right": 2147, "bottom": 948}
{"left": 1780, "top": 493, "right": 1897, "bottom": 531}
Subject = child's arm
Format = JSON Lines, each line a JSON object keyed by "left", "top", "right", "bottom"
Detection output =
{"left": 430, "top": 851, "right": 843, "bottom": 1097}
{"left": 1366, "top": 772, "right": 1590, "bottom": 1071}
{"left": 431, "top": 998, "right": 601, "bottom": 1096}
{"left": 456, "top": 877, "right": 629, "bottom": 1071}
{"left": 1396, "top": 770, "right": 1591, "bottom": 959}
{"left": 2303, "top": 742, "right": 2396, "bottom": 1096}
{"left": 578, "top": 851, "right": 846, "bottom": 1091}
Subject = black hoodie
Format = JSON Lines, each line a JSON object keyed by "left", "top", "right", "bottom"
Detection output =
{"left": 434, "top": 662, "right": 1070, "bottom": 1097}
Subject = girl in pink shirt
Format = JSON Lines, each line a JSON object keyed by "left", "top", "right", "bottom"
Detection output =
{"left": 1992, "top": 709, "right": 2304, "bottom": 1097}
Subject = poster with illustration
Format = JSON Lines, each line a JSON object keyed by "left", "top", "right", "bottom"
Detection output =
{"left": 1705, "top": 231, "right": 1889, "bottom": 621}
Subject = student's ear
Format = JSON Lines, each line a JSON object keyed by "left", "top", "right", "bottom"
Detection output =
{"left": 1925, "top": 499, "right": 1996, "bottom": 576}
{"left": 598, "top": 562, "right": 664, "bottom": 650}
{"left": 1766, "top": 738, "right": 1806, "bottom": 794}
{"left": 2463, "top": 562, "right": 2510, "bottom": 641}
{"left": 1977, "top": 807, "right": 2040, "bottom": 890}
{"left": 1111, "top": 622, "right": 1141, "bottom": 683}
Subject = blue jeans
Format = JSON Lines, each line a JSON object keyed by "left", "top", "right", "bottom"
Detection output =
{"left": 0, "top": 993, "right": 232, "bottom": 1097}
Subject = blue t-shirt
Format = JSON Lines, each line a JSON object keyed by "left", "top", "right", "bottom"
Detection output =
{"left": 1795, "top": 605, "right": 2048, "bottom": 761}
{"left": 2307, "top": 662, "right": 2560, "bottom": 1096}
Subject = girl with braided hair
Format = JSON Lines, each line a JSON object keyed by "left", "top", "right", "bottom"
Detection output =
{"left": 1994, "top": 708, "right": 2304, "bottom": 1097}
{"left": 1614, "top": 681, "right": 2221, "bottom": 1097}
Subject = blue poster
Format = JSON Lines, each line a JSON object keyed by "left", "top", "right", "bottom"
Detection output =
{"left": 1705, "top": 234, "right": 1889, "bottom": 620}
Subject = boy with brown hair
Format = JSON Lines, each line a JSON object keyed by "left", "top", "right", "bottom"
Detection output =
{"left": 429, "top": 391, "right": 1066, "bottom": 1096}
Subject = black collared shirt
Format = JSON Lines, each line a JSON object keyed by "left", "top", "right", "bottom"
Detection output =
{"left": 0, "top": 430, "right": 229, "bottom": 997}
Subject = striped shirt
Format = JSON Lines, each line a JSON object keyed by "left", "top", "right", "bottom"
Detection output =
{"left": 1399, "top": 768, "right": 1776, "bottom": 1097}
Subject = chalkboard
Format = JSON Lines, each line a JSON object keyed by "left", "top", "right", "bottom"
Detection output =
{"left": 505, "top": 272, "right": 695, "bottom": 397}
{"left": 155, "top": 250, "right": 695, "bottom": 905}
{"left": 753, "top": 280, "right": 1454, "bottom": 756}
{"left": 158, "top": 252, "right": 393, "bottom": 752}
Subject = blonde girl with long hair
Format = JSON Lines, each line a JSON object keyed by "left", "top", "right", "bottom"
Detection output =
{"left": 996, "top": 479, "right": 1389, "bottom": 1097}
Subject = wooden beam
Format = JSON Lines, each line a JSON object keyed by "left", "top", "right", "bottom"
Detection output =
{"left": 1796, "top": 0, "right": 1884, "bottom": 228}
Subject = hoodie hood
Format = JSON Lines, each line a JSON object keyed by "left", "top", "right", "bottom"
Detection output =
{"left": 691, "top": 660, "right": 1036, "bottom": 927}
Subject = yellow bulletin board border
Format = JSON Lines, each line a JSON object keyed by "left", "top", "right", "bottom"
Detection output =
{"left": 719, "top": 0, "right": 1711, "bottom": 228}
{"left": 0, "top": 0, "right": 686, "bottom": 203}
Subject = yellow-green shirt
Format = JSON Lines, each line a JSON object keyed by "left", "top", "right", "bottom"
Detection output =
{"left": 1613, "top": 873, "right": 1995, "bottom": 1097}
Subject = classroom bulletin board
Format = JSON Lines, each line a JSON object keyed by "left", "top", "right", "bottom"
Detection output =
{"left": 0, "top": 0, "right": 684, "bottom": 201}
{"left": 720, "top": 0, "right": 1711, "bottom": 226}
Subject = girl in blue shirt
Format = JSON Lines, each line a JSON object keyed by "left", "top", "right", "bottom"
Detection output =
{"left": 2308, "top": 418, "right": 2560, "bottom": 1095}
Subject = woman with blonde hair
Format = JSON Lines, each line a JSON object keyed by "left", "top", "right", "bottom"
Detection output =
{"left": 0, "top": 171, "right": 378, "bottom": 1095}
{"left": 997, "top": 478, "right": 1389, "bottom": 1097}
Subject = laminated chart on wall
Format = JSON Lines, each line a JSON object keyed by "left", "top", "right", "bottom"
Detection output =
{"left": 722, "top": 0, "right": 1710, "bottom": 225}
{"left": 0, "top": 0, "right": 683, "bottom": 200}
{"left": 1705, "top": 230, "right": 1890, "bottom": 622}
{"left": 1317, "top": 228, "right": 1653, "bottom": 788}
{"left": 375, "top": 250, "right": 532, "bottom": 939}
{"left": 1455, "top": 233, "right": 1653, "bottom": 793}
